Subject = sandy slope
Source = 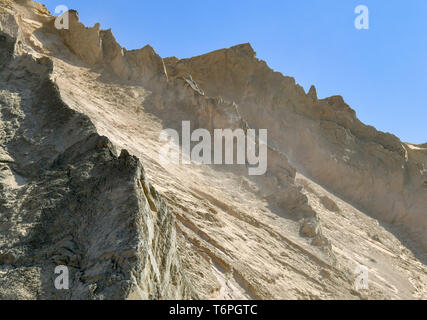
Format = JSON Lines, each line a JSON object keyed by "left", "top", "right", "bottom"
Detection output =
{"left": 49, "top": 56, "right": 426, "bottom": 299}
{"left": 1, "top": 0, "right": 425, "bottom": 299}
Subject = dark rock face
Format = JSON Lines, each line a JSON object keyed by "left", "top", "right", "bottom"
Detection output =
{"left": 0, "top": 32, "right": 14, "bottom": 68}
{"left": 0, "top": 33, "right": 192, "bottom": 300}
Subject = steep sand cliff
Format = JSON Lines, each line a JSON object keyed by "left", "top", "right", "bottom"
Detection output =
{"left": 0, "top": 0, "right": 425, "bottom": 299}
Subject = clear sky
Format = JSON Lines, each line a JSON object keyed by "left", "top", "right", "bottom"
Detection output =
{"left": 40, "top": 0, "right": 426, "bottom": 144}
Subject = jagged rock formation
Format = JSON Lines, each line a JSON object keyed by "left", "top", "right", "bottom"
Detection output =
{"left": 163, "top": 44, "right": 427, "bottom": 250}
{"left": 0, "top": 0, "right": 426, "bottom": 300}
{"left": 0, "top": 2, "right": 192, "bottom": 300}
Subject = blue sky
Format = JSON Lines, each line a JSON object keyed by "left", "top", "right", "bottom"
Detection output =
{"left": 40, "top": 0, "right": 426, "bottom": 144}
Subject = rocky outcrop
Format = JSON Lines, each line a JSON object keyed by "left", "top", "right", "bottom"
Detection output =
{"left": 307, "top": 85, "right": 317, "bottom": 102}
{"left": 164, "top": 43, "right": 427, "bottom": 249}
{"left": 53, "top": 10, "right": 167, "bottom": 86}
{"left": 0, "top": 0, "right": 425, "bottom": 300}
{"left": 146, "top": 62, "right": 324, "bottom": 243}
{"left": 0, "top": 11, "right": 192, "bottom": 300}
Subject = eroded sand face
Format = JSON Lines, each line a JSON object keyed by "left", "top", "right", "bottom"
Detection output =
{"left": 0, "top": 0, "right": 425, "bottom": 299}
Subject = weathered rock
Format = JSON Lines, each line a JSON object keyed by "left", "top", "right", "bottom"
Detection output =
{"left": 54, "top": 11, "right": 168, "bottom": 86}
{"left": 0, "top": 0, "right": 426, "bottom": 301}
{"left": 0, "top": 11, "right": 192, "bottom": 300}
{"left": 164, "top": 42, "right": 427, "bottom": 250}
{"left": 307, "top": 85, "right": 317, "bottom": 102}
